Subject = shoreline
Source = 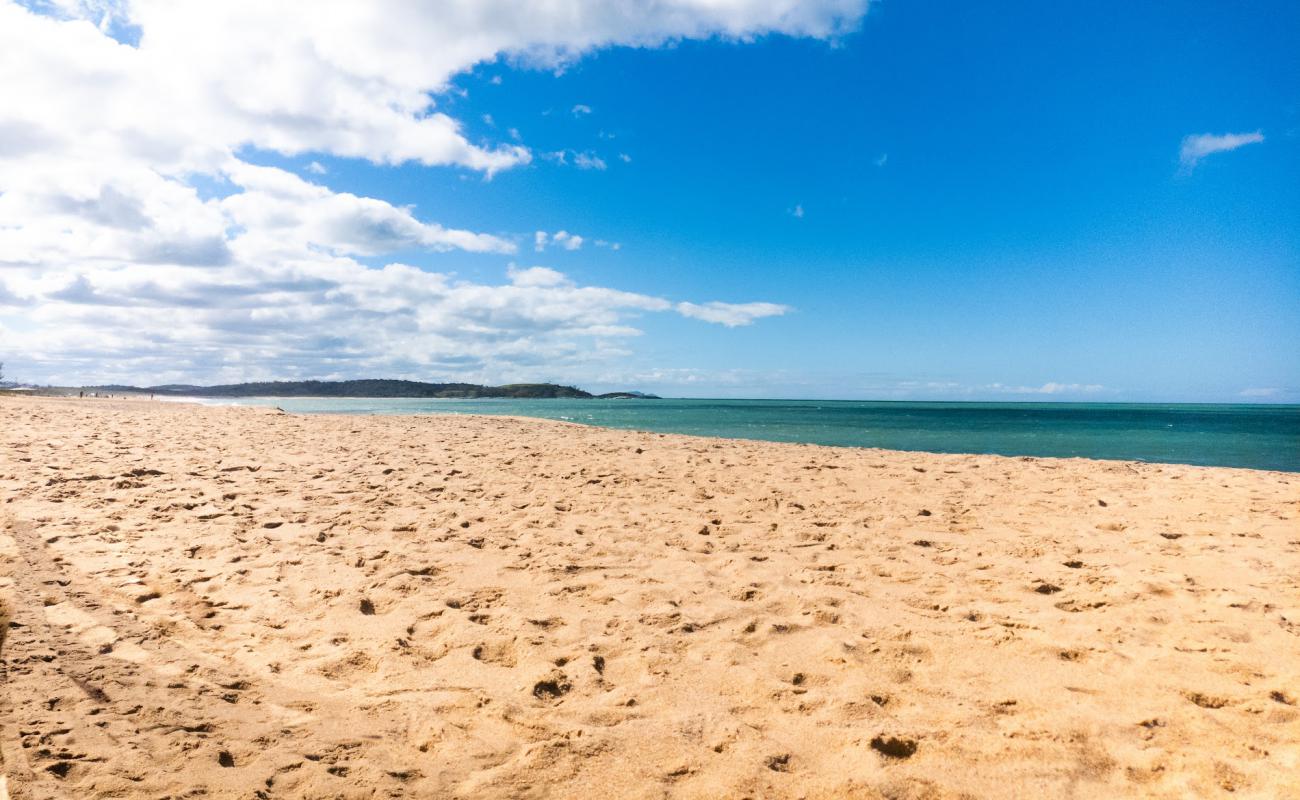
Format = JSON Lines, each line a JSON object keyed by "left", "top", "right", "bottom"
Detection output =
{"left": 33, "top": 393, "right": 1300, "bottom": 474}
{"left": 2, "top": 396, "right": 1297, "bottom": 797}
{"left": 11, "top": 386, "right": 1297, "bottom": 406}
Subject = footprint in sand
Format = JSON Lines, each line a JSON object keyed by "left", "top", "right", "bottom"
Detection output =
{"left": 870, "top": 735, "right": 918, "bottom": 759}
{"left": 471, "top": 640, "right": 518, "bottom": 667}
{"left": 532, "top": 674, "right": 572, "bottom": 701}
{"left": 766, "top": 754, "right": 792, "bottom": 772}
{"left": 1185, "top": 691, "right": 1229, "bottom": 709}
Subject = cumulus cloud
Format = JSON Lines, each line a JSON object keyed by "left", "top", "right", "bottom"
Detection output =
{"left": 0, "top": 0, "right": 849, "bottom": 383}
{"left": 676, "top": 301, "right": 791, "bottom": 327}
{"left": 1179, "top": 131, "right": 1264, "bottom": 169}
{"left": 0, "top": 2, "right": 528, "bottom": 174}
{"left": 2, "top": 0, "right": 868, "bottom": 174}
{"left": 221, "top": 162, "right": 516, "bottom": 257}
{"left": 0, "top": 278, "right": 23, "bottom": 307}
{"left": 3, "top": 255, "right": 791, "bottom": 384}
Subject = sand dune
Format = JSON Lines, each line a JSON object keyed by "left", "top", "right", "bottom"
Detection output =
{"left": 1, "top": 396, "right": 1297, "bottom": 798}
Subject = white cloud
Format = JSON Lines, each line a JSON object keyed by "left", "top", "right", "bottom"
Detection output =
{"left": 2, "top": 0, "right": 867, "bottom": 174}
{"left": 985, "top": 382, "right": 1106, "bottom": 395}
{"left": 676, "top": 301, "right": 790, "bottom": 327}
{"left": 1238, "top": 387, "right": 1279, "bottom": 399}
{"left": 0, "top": 2, "right": 530, "bottom": 175}
{"left": 2, "top": 257, "right": 787, "bottom": 385}
{"left": 538, "top": 148, "right": 618, "bottom": 170}
{"left": 835, "top": 378, "right": 1111, "bottom": 401}
{"left": 790, "top": 203, "right": 805, "bottom": 218}
{"left": 0, "top": 0, "right": 852, "bottom": 383}
{"left": 534, "top": 230, "right": 585, "bottom": 251}
{"left": 507, "top": 264, "right": 571, "bottom": 287}
{"left": 618, "top": 153, "right": 632, "bottom": 163}
{"left": 554, "top": 231, "right": 584, "bottom": 250}
{"left": 541, "top": 149, "right": 607, "bottom": 170}
{"left": 221, "top": 161, "right": 516, "bottom": 257}
{"left": 1179, "top": 131, "right": 1264, "bottom": 169}
{"left": 573, "top": 152, "right": 608, "bottom": 171}
{"left": 572, "top": 104, "right": 593, "bottom": 116}
{"left": 1034, "top": 382, "right": 1104, "bottom": 395}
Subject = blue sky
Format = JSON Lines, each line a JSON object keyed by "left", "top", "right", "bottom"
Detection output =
{"left": 2, "top": 0, "right": 1297, "bottom": 400}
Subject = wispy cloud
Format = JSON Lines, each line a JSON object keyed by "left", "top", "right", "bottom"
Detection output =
{"left": 573, "top": 152, "right": 607, "bottom": 170}
{"left": 849, "top": 379, "right": 1110, "bottom": 400}
{"left": 1020, "top": 382, "right": 1105, "bottom": 395}
{"left": 1179, "top": 131, "right": 1264, "bottom": 170}
{"left": 676, "top": 301, "right": 790, "bottom": 327}
{"left": 541, "top": 150, "right": 608, "bottom": 170}
{"left": 571, "top": 104, "right": 592, "bottom": 116}
{"left": 789, "top": 204, "right": 804, "bottom": 218}
{"left": 1238, "top": 387, "right": 1280, "bottom": 399}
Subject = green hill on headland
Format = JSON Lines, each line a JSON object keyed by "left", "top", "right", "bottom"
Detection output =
{"left": 83, "top": 379, "right": 659, "bottom": 399}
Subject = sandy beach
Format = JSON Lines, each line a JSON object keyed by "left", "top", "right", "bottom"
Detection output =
{"left": 0, "top": 396, "right": 1297, "bottom": 798}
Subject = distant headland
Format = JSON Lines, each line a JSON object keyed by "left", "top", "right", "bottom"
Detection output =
{"left": 79, "top": 379, "right": 660, "bottom": 400}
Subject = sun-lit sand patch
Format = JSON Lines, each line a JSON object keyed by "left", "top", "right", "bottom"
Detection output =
{"left": 0, "top": 396, "right": 1297, "bottom": 798}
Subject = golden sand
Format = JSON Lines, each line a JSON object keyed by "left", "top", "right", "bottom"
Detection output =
{"left": 1, "top": 396, "right": 1297, "bottom": 798}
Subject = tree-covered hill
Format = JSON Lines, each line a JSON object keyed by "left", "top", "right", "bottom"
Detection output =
{"left": 83, "top": 379, "right": 659, "bottom": 399}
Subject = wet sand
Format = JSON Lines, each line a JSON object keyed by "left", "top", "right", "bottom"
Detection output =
{"left": 1, "top": 396, "right": 1297, "bottom": 798}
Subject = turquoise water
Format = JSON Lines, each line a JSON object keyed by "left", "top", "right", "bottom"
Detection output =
{"left": 213, "top": 398, "right": 1300, "bottom": 472}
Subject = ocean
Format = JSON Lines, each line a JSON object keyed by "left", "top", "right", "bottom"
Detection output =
{"left": 210, "top": 397, "right": 1300, "bottom": 472}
